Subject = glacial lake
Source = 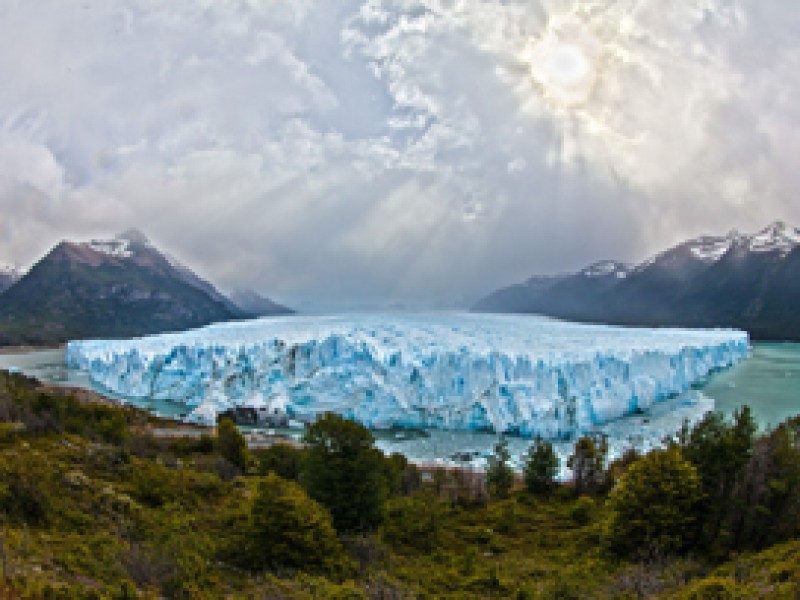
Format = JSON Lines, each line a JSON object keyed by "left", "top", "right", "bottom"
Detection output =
{"left": 2, "top": 342, "right": 799, "bottom": 468}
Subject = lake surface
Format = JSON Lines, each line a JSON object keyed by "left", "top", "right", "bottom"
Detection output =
{"left": 2, "top": 342, "right": 799, "bottom": 468}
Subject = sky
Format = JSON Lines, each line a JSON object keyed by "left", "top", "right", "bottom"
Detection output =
{"left": 1, "top": 0, "right": 799, "bottom": 310}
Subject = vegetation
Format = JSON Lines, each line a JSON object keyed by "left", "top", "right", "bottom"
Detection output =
{"left": 215, "top": 416, "right": 249, "bottom": 474}
{"left": 604, "top": 448, "right": 704, "bottom": 557}
{"left": 236, "top": 473, "right": 345, "bottom": 573}
{"left": 1, "top": 369, "right": 799, "bottom": 598}
{"left": 523, "top": 435, "right": 560, "bottom": 494}
{"left": 301, "top": 412, "right": 388, "bottom": 533}
{"left": 486, "top": 435, "right": 515, "bottom": 499}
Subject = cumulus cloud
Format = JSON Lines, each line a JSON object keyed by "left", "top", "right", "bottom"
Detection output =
{"left": 0, "top": 0, "right": 798, "bottom": 308}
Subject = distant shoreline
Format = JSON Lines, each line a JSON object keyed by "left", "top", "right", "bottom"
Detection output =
{"left": 0, "top": 343, "right": 65, "bottom": 355}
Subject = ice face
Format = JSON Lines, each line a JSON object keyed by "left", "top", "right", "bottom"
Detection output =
{"left": 65, "top": 313, "right": 749, "bottom": 437}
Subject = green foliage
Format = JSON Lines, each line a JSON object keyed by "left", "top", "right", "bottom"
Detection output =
{"left": 240, "top": 473, "right": 345, "bottom": 573}
{"left": 381, "top": 492, "right": 443, "bottom": 553}
{"left": 570, "top": 496, "right": 595, "bottom": 526}
{"left": 567, "top": 435, "right": 607, "bottom": 495}
{"left": 256, "top": 442, "right": 306, "bottom": 480}
{"left": 604, "top": 447, "right": 704, "bottom": 557}
{"left": 216, "top": 416, "right": 249, "bottom": 473}
{"left": 679, "top": 576, "right": 738, "bottom": 600}
{"left": 301, "top": 413, "right": 387, "bottom": 532}
{"left": 486, "top": 436, "right": 515, "bottom": 499}
{"left": 677, "top": 407, "right": 756, "bottom": 553}
{"left": 523, "top": 435, "right": 560, "bottom": 494}
{"left": 724, "top": 415, "right": 800, "bottom": 551}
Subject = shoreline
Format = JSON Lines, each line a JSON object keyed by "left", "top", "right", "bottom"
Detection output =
{"left": 0, "top": 343, "right": 65, "bottom": 355}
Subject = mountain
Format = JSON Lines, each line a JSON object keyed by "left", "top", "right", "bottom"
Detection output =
{"left": 0, "top": 230, "right": 290, "bottom": 346}
{"left": 473, "top": 221, "right": 800, "bottom": 341}
{"left": 228, "top": 288, "right": 293, "bottom": 317}
{"left": 0, "top": 266, "right": 22, "bottom": 294}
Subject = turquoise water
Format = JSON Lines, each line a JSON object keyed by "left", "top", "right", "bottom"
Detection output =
{"left": 700, "top": 343, "right": 800, "bottom": 430}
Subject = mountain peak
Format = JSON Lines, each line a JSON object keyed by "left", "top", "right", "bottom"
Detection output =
{"left": 749, "top": 220, "right": 800, "bottom": 254}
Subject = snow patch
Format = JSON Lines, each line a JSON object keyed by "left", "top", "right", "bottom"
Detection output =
{"left": 85, "top": 239, "right": 133, "bottom": 258}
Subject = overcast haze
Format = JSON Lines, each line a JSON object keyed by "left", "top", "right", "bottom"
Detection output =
{"left": 1, "top": 0, "right": 799, "bottom": 309}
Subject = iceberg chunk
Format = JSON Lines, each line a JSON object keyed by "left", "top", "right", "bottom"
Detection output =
{"left": 65, "top": 313, "right": 749, "bottom": 436}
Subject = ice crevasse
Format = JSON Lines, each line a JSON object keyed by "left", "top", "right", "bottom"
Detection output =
{"left": 65, "top": 313, "right": 750, "bottom": 438}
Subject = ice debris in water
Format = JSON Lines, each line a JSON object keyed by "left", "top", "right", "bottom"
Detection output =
{"left": 65, "top": 313, "right": 749, "bottom": 437}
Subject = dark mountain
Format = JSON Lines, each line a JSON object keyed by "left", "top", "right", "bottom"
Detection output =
{"left": 0, "top": 230, "right": 290, "bottom": 345}
{"left": 472, "top": 222, "right": 800, "bottom": 341}
{"left": 0, "top": 267, "right": 22, "bottom": 294}
{"left": 228, "top": 289, "right": 293, "bottom": 317}
{"left": 471, "top": 275, "right": 565, "bottom": 313}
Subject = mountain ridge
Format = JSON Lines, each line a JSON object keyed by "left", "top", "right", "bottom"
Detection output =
{"left": 473, "top": 221, "right": 800, "bottom": 341}
{"left": 0, "top": 231, "right": 292, "bottom": 345}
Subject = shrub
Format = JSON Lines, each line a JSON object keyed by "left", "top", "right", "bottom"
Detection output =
{"left": 604, "top": 447, "right": 704, "bottom": 557}
{"left": 242, "top": 473, "right": 344, "bottom": 573}
{"left": 570, "top": 496, "right": 595, "bottom": 526}
{"left": 256, "top": 443, "right": 306, "bottom": 481}
{"left": 381, "top": 492, "right": 443, "bottom": 553}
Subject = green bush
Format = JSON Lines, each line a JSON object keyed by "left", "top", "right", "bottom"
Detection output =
{"left": 381, "top": 492, "right": 443, "bottom": 553}
{"left": 240, "top": 473, "right": 345, "bottom": 573}
{"left": 604, "top": 447, "right": 704, "bottom": 557}
{"left": 570, "top": 496, "right": 595, "bottom": 526}
{"left": 256, "top": 442, "right": 306, "bottom": 480}
{"left": 680, "top": 576, "right": 738, "bottom": 600}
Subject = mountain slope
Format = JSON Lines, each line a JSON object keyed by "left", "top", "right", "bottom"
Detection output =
{"left": 0, "top": 231, "right": 267, "bottom": 345}
{"left": 0, "top": 266, "right": 21, "bottom": 294}
{"left": 228, "top": 288, "right": 293, "bottom": 317}
{"left": 472, "top": 222, "right": 800, "bottom": 340}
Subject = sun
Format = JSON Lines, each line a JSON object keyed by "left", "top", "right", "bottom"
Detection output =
{"left": 523, "top": 15, "right": 602, "bottom": 109}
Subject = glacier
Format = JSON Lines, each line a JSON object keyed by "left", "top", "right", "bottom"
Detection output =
{"left": 65, "top": 313, "right": 749, "bottom": 438}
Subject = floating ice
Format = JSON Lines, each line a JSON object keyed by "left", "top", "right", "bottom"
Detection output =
{"left": 65, "top": 313, "right": 749, "bottom": 436}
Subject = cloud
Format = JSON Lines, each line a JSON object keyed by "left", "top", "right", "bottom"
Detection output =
{"left": 0, "top": 0, "right": 798, "bottom": 308}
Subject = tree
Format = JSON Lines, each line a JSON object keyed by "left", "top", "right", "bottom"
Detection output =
{"left": 243, "top": 473, "right": 344, "bottom": 573}
{"left": 725, "top": 415, "right": 800, "bottom": 551}
{"left": 216, "top": 416, "right": 249, "bottom": 473}
{"left": 567, "top": 435, "right": 607, "bottom": 495}
{"left": 522, "top": 435, "right": 560, "bottom": 494}
{"left": 301, "top": 413, "right": 388, "bottom": 532}
{"left": 486, "top": 436, "right": 515, "bottom": 499}
{"left": 604, "top": 447, "right": 704, "bottom": 557}
{"left": 256, "top": 443, "right": 306, "bottom": 481}
{"left": 677, "top": 407, "right": 756, "bottom": 551}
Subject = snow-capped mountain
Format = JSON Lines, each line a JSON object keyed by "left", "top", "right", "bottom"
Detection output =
{"left": 473, "top": 221, "right": 800, "bottom": 340}
{"left": 0, "top": 230, "right": 292, "bottom": 346}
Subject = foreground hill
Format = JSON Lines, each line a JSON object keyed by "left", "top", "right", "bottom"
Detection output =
{"left": 474, "top": 221, "right": 800, "bottom": 340}
{"left": 0, "top": 230, "right": 291, "bottom": 345}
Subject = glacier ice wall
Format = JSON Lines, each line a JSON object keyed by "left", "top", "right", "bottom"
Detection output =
{"left": 65, "top": 313, "right": 749, "bottom": 437}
